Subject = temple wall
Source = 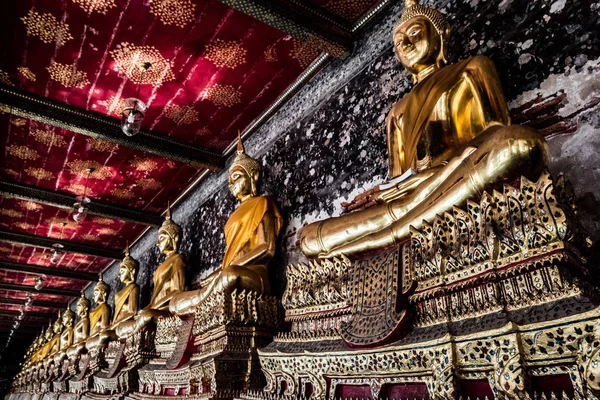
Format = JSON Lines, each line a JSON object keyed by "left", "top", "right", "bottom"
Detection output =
{"left": 82, "top": 0, "right": 600, "bottom": 307}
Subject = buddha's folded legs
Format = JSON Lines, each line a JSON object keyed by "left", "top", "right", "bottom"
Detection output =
{"left": 303, "top": 125, "right": 548, "bottom": 258}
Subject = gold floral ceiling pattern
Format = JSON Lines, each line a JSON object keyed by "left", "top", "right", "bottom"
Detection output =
{"left": 31, "top": 129, "right": 68, "bottom": 147}
{"left": 17, "top": 67, "right": 36, "bottom": 82}
{"left": 66, "top": 160, "right": 113, "bottom": 179}
{"left": 164, "top": 104, "right": 199, "bottom": 126}
{"left": 149, "top": 0, "right": 197, "bottom": 28}
{"left": 0, "top": 70, "right": 14, "bottom": 86}
{"left": 7, "top": 145, "right": 39, "bottom": 160}
{"left": 86, "top": 137, "right": 119, "bottom": 153}
{"left": 24, "top": 168, "right": 54, "bottom": 181}
{"left": 291, "top": 40, "right": 322, "bottom": 68}
{"left": 21, "top": 10, "right": 73, "bottom": 46}
{"left": 136, "top": 178, "right": 162, "bottom": 190}
{"left": 202, "top": 84, "right": 242, "bottom": 107}
{"left": 110, "top": 43, "right": 175, "bottom": 86}
{"left": 204, "top": 39, "right": 248, "bottom": 69}
{"left": 47, "top": 62, "right": 90, "bottom": 88}
{"left": 71, "top": 0, "right": 117, "bottom": 15}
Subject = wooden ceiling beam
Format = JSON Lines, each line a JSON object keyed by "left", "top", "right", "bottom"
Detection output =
{"left": 0, "top": 261, "right": 97, "bottom": 281}
{"left": 0, "top": 85, "right": 225, "bottom": 170}
{"left": 0, "top": 229, "right": 123, "bottom": 260}
{"left": 215, "top": 0, "right": 352, "bottom": 57}
{"left": 0, "top": 283, "right": 79, "bottom": 298}
{"left": 0, "top": 298, "right": 64, "bottom": 310}
{"left": 0, "top": 181, "right": 163, "bottom": 226}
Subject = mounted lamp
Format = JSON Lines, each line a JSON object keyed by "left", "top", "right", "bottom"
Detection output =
{"left": 49, "top": 222, "right": 67, "bottom": 265}
{"left": 120, "top": 62, "right": 151, "bottom": 137}
{"left": 72, "top": 167, "right": 94, "bottom": 223}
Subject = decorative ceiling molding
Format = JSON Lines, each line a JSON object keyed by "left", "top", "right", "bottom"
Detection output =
{"left": 0, "top": 298, "right": 63, "bottom": 309}
{"left": 0, "top": 230, "right": 123, "bottom": 260}
{"left": 0, "top": 85, "right": 225, "bottom": 170}
{"left": 0, "top": 283, "right": 79, "bottom": 298}
{"left": 0, "top": 261, "right": 97, "bottom": 281}
{"left": 0, "top": 180, "right": 163, "bottom": 226}
{"left": 214, "top": 0, "right": 352, "bottom": 57}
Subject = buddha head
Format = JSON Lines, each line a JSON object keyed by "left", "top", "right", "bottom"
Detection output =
{"left": 228, "top": 131, "right": 260, "bottom": 201}
{"left": 75, "top": 292, "right": 90, "bottom": 318}
{"left": 62, "top": 307, "right": 75, "bottom": 328}
{"left": 119, "top": 244, "right": 138, "bottom": 284}
{"left": 157, "top": 203, "right": 182, "bottom": 254}
{"left": 93, "top": 273, "right": 109, "bottom": 304}
{"left": 393, "top": 0, "right": 450, "bottom": 78}
{"left": 52, "top": 311, "right": 63, "bottom": 334}
{"left": 44, "top": 323, "right": 53, "bottom": 341}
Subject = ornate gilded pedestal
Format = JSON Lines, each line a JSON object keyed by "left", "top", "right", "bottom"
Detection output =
{"left": 129, "top": 289, "right": 281, "bottom": 399}
{"left": 252, "top": 173, "right": 598, "bottom": 399}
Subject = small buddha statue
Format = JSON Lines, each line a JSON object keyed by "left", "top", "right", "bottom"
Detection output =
{"left": 59, "top": 307, "right": 75, "bottom": 350}
{"left": 111, "top": 246, "right": 140, "bottom": 337}
{"left": 116, "top": 206, "right": 185, "bottom": 338}
{"left": 65, "top": 293, "right": 90, "bottom": 365}
{"left": 47, "top": 312, "right": 64, "bottom": 358}
{"left": 84, "top": 273, "right": 114, "bottom": 349}
{"left": 32, "top": 323, "right": 53, "bottom": 363}
{"left": 169, "top": 134, "right": 283, "bottom": 316}
{"left": 299, "top": 0, "right": 547, "bottom": 258}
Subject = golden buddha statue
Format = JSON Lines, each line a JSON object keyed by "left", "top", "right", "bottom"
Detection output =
{"left": 111, "top": 246, "right": 140, "bottom": 337}
{"left": 169, "top": 134, "right": 283, "bottom": 316}
{"left": 65, "top": 293, "right": 90, "bottom": 364}
{"left": 116, "top": 206, "right": 185, "bottom": 338}
{"left": 31, "top": 323, "right": 53, "bottom": 364}
{"left": 84, "top": 273, "right": 114, "bottom": 349}
{"left": 53, "top": 307, "right": 74, "bottom": 369}
{"left": 47, "top": 312, "right": 64, "bottom": 358}
{"left": 299, "top": 0, "right": 547, "bottom": 258}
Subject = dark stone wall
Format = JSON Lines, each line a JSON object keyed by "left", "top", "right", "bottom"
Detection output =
{"left": 84, "top": 0, "right": 600, "bottom": 304}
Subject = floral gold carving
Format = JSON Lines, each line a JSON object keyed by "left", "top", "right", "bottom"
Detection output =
{"left": 86, "top": 136, "right": 119, "bottom": 152}
{"left": 92, "top": 217, "right": 114, "bottom": 225}
{"left": 67, "top": 160, "right": 112, "bottom": 179}
{"left": 17, "top": 67, "right": 36, "bottom": 82}
{"left": 0, "top": 70, "right": 14, "bottom": 86}
{"left": 21, "top": 11, "right": 73, "bottom": 46}
{"left": 110, "top": 188, "right": 135, "bottom": 199}
{"left": 149, "top": 0, "right": 196, "bottom": 28}
{"left": 264, "top": 44, "right": 278, "bottom": 62}
{"left": 130, "top": 156, "right": 158, "bottom": 172}
{"left": 31, "top": 129, "right": 68, "bottom": 147}
{"left": 25, "top": 168, "right": 54, "bottom": 181}
{"left": 204, "top": 39, "right": 247, "bottom": 69}
{"left": 110, "top": 43, "right": 175, "bottom": 86}
{"left": 290, "top": 40, "right": 320, "bottom": 68}
{"left": 71, "top": 0, "right": 117, "bottom": 15}
{"left": 136, "top": 178, "right": 162, "bottom": 190}
{"left": 10, "top": 118, "right": 27, "bottom": 127}
{"left": 202, "top": 84, "right": 242, "bottom": 107}
{"left": 101, "top": 95, "right": 129, "bottom": 116}
{"left": 47, "top": 63, "right": 90, "bottom": 89}
{"left": 7, "top": 145, "right": 39, "bottom": 160}
{"left": 1, "top": 209, "right": 24, "bottom": 218}
{"left": 81, "top": 234, "right": 100, "bottom": 242}
{"left": 18, "top": 201, "right": 42, "bottom": 211}
{"left": 98, "top": 228, "right": 117, "bottom": 236}
{"left": 64, "top": 183, "right": 97, "bottom": 197}
{"left": 15, "top": 222, "right": 36, "bottom": 231}
{"left": 163, "top": 104, "right": 199, "bottom": 126}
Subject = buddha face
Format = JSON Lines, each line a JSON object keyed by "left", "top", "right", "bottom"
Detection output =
{"left": 228, "top": 166, "right": 253, "bottom": 200}
{"left": 93, "top": 287, "right": 106, "bottom": 304}
{"left": 53, "top": 318, "right": 62, "bottom": 333}
{"left": 393, "top": 16, "right": 442, "bottom": 74}
{"left": 119, "top": 264, "right": 133, "bottom": 283}
{"left": 76, "top": 301, "right": 88, "bottom": 317}
{"left": 157, "top": 231, "right": 175, "bottom": 253}
{"left": 62, "top": 312, "right": 73, "bottom": 327}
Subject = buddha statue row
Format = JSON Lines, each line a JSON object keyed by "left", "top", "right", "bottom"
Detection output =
{"left": 19, "top": 0, "right": 550, "bottom": 384}
{"left": 19, "top": 136, "right": 283, "bottom": 380}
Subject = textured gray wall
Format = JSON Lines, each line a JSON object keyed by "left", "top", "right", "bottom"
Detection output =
{"left": 83, "top": 0, "right": 600, "bottom": 306}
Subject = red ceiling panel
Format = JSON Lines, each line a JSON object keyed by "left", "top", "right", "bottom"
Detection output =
{"left": 0, "top": 289, "right": 72, "bottom": 305}
{"left": 2, "top": 0, "right": 320, "bottom": 150}
{"left": 0, "top": 270, "right": 86, "bottom": 291}
{"left": 0, "top": 304, "right": 60, "bottom": 314}
{"left": 0, "top": 242, "right": 110, "bottom": 273}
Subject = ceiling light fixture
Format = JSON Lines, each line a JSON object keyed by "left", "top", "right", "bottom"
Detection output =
{"left": 34, "top": 275, "right": 45, "bottom": 290}
{"left": 24, "top": 295, "right": 33, "bottom": 307}
{"left": 72, "top": 167, "right": 95, "bottom": 223}
{"left": 50, "top": 222, "right": 67, "bottom": 265}
{"left": 121, "top": 62, "right": 151, "bottom": 137}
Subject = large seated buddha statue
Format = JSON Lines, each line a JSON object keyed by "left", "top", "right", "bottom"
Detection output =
{"left": 65, "top": 293, "right": 90, "bottom": 370}
{"left": 169, "top": 135, "right": 283, "bottom": 316}
{"left": 116, "top": 207, "right": 185, "bottom": 338}
{"left": 300, "top": 0, "right": 547, "bottom": 258}
{"left": 85, "top": 273, "right": 114, "bottom": 349}
{"left": 111, "top": 246, "right": 140, "bottom": 338}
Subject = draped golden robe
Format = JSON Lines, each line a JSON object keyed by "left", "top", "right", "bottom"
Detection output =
{"left": 149, "top": 253, "right": 185, "bottom": 309}
{"left": 222, "top": 196, "right": 283, "bottom": 269}
{"left": 113, "top": 282, "right": 138, "bottom": 323}
{"left": 89, "top": 303, "right": 110, "bottom": 336}
{"left": 386, "top": 56, "right": 510, "bottom": 178}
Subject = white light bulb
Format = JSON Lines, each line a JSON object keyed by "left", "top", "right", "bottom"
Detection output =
{"left": 49, "top": 250, "right": 61, "bottom": 265}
